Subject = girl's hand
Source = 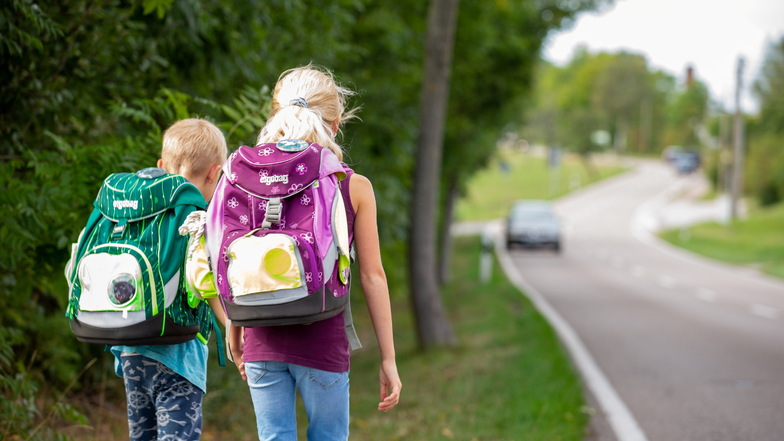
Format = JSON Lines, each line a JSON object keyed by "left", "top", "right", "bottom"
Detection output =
{"left": 378, "top": 360, "right": 402, "bottom": 412}
{"left": 232, "top": 355, "right": 246, "bottom": 381}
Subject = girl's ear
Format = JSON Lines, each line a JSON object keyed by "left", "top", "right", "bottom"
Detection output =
{"left": 331, "top": 120, "right": 340, "bottom": 136}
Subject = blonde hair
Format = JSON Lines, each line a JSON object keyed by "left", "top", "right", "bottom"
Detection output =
{"left": 256, "top": 65, "right": 357, "bottom": 161}
{"left": 162, "top": 118, "right": 228, "bottom": 176}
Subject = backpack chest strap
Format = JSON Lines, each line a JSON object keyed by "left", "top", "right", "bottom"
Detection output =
{"left": 261, "top": 198, "right": 282, "bottom": 229}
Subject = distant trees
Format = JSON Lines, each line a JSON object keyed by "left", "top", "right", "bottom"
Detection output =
{"left": 523, "top": 48, "right": 707, "bottom": 158}
{"left": 746, "top": 36, "right": 784, "bottom": 206}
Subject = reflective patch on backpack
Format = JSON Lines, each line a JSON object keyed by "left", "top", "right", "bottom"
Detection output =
{"left": 228, "top": 233, "right": 309, "bottom": 306}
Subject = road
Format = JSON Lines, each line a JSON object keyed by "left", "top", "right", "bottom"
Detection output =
{"left": 499, "top": 161, "right": 784, "bottom": 441}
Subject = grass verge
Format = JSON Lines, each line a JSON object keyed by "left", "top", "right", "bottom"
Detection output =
{"left": 456, "top": 149, "right": 628, "bottom": 222}
{"left": 344, "top": 237, "right": 587, "bottom": 440}
{"left": 659, "top": 201, "right": 784, "bottom": 279}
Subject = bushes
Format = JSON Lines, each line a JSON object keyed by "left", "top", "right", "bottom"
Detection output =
{"left": 745, "top": 132, "right": 784, "bottom": 207}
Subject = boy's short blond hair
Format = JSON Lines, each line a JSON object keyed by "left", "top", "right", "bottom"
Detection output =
{"left": 162, "top": 118, "right": 228, "bottom": 176}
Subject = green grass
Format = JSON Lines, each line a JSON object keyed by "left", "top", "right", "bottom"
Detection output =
{"left": 456, "top": 150, "right": 628, "bottom": 221}
{"left": 346, "top": 237, "right": 588, "bottom": 440}
{"left": 659, "top": 202, "right": 784, "bottom": 279}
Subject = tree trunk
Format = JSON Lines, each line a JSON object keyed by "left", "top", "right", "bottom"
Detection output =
{"left": 438, "top": 177, "right": 458, "bottom": 285}
{"left": 408, "top": 0, "right": 459, "bottom": 349}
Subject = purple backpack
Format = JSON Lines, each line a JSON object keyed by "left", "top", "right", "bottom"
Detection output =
{"left": 205, "top": 139, "right": 353, "bottom": 328}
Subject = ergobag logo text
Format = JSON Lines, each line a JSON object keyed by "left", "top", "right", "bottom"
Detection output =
{"left": 204, "top": 140, "right": 358, "bottom": 344}
{"left": 113, "top": 200, "right": 139, "bottom": 210}
{"left": 65, "top": 168, "right": 213, "bottom": 346}
{"left": 259, "top": 174, "right": 289, "bottom": 185}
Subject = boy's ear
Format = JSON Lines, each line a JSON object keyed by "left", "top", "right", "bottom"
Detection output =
{"left": 157, "top": 158, "right": 164, "bottom": 169}
{"left": 207, "top": 163, "right": 222, "bottom": 184}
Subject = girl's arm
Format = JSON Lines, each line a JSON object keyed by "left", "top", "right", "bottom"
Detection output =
{"left": 350, "top": 174, "right": 402, "bottom": 412}
{"left": 228, "top": 323, "right": 246, "bottom": 381}
{"left": 207, "top": 297, "right": 226, "bottom": 327}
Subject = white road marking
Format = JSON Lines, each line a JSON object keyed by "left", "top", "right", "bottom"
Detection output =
{"left": 695, "top": 288, "right": 717, "bottom": 302}
{"left": 631, "top": 265, "right": 646, "bottom": 278}
{"left": 658, "top": 275, "right": 676, "bottom": 289}
{"left": 750, "top": 304, "right": 779, "bottom": 320}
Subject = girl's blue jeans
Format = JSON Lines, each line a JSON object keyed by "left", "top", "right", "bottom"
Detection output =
{"left": 245, "top": 361, "right": 350, "bottom": 441}
{"left": 121, "top": 354, "right": 204, "bottom": 441}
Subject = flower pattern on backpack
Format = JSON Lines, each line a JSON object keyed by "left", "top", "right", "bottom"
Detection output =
{"left": 296, "top": 163, "right": 307, "bottom": 175}
{"left": 227, "top": 197, "right": 239, "bottom": 209}
{"left": 300, "top": 194, "right": 311, "bottom": 206}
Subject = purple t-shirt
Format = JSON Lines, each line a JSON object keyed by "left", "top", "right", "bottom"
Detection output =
{"left": 241, "top": 166, "right": 355, "bottom": 373}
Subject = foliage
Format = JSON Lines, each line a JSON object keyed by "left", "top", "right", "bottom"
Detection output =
{"left": 0, "top": 327, "right": 90, "bottom": 441}
{"left": 524, "top": 48, "right": 710, "bottom": 157}
{"left": 744, "top": 132, "right": 784, "bottom": 207}
{"left": 753, "top": 37, "right": 784, "bottom": 135}
{"left": 443, "top": 0, "right": 613, "bottom": 199}
{"left": 746, "top": 36, "right": 784, "bottom": 206}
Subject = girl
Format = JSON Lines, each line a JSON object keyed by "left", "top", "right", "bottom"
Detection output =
{"left": 230, "top": 65, "right": 402, "bottom": 440}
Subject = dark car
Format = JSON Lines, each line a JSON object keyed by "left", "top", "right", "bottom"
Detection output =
{"left": 672, "top": 151, "right": 700, "bottom": 174}
{"left": 505, "top": 200, "right": 561, "bottom": 251}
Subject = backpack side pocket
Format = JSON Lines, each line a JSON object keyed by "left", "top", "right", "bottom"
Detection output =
{"left": 227, "top": 232, "right": 317, "bottom": 306}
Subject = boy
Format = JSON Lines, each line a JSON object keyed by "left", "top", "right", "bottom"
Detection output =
{"left": 109, "top": 118, "right": 227, "bottom": 441}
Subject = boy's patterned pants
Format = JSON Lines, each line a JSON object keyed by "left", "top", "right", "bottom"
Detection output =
{"left": 121, "top": 354, "right": 204, "bottom": 441}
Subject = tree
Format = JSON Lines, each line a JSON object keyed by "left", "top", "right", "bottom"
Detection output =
{"left": 525, "top": 49, "right": 677, "bottom": 158}
{"left": 754, "top": 37, "right": 784, "bottom": 134}
{"left": 438, "top": 1, "right": 613, "bottom": 283}
{"left": 746, "top": 36, "right": 784, "bottom": 205}
{"left": 409, "top": 0, "right": 460, "bottom": 349}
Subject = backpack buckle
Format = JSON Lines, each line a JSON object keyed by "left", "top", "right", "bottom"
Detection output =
{"left": 111, "top": 220, "right": 128, "bottom": 240}
{"left": 261, "top": 198, "right": 282, "bottom": 229}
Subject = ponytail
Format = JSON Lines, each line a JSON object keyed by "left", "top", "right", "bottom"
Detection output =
{"left": 256, "top": 65, "right": 357, "bottom": 161}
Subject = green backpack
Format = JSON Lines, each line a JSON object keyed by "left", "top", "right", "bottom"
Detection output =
{"left": 65, "top": 167, "right": 214, "bottom": 346}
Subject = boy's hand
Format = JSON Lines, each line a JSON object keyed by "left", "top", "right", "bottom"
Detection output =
{"left": 378, "top": 360, "right": 401, "bottom": 412}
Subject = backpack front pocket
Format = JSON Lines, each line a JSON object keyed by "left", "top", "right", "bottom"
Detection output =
{"left": 227, "top": 232, "right": 319, "bottom": 305}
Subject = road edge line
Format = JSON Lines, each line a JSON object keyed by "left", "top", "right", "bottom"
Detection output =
{"left": 495, "top": 236, "right": 648, "bottom": 441}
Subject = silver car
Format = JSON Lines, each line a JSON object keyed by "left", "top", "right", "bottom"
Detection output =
{"left": 505, "top": 200, "right": 561, "bottom": 252}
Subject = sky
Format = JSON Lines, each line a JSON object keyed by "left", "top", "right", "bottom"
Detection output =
{"left": 542, "top": 0, "right": 784, "bottom": 113}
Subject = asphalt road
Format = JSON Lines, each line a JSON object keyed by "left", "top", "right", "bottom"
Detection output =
{"left": 504, "top": 161, "right": 784, "bottom": 441}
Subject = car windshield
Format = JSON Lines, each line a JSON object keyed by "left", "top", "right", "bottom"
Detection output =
{"left": 511, "top": 210, "right": 554, "bottom": 222}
